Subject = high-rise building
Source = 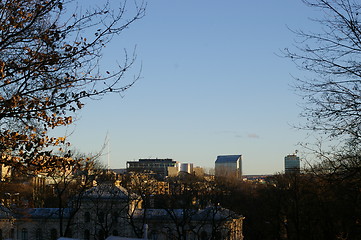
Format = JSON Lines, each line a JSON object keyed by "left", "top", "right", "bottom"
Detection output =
{"left": 284, "top": 154, "right": 300, "bottom": 174}
{"left": 215, "top": 155, "right": 242, "bottom": 178}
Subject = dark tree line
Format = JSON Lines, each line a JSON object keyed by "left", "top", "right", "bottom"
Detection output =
{"left": 208, "top": 171, "right": 360, "bottom": 240}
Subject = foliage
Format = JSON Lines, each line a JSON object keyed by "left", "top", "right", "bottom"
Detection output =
{"left": 0, "top": 0, "right": 145, "bottom": 172}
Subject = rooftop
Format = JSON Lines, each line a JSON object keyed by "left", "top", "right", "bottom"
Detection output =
{"left": 215, "top": 155, "right": 242, "bottom": 164}
{"left": 138, "top": 158, "right": 176, "bottom": 163}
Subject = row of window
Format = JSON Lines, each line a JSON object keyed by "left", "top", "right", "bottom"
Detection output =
{"left": 84, "top": 211, "right": 119, "bottom": 223}
{"left": 0, "top": 228, "right": 57, "bottom": 240}
{"left": 0, "top": 212, "right": 121, "bottom": 240}
{"left": 0, "top": 228, "right": 123, "bottom": 240}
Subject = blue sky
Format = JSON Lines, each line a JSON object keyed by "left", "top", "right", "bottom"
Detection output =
{"left": 59, "top": 0, "right": 323, "bottom": 175}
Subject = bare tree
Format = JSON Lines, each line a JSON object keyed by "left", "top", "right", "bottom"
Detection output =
{"left": 78, "top": 182, "right": 130, "bottom": 240}
{"left": 0, "top": 0, "right": 145, "bottom": 172}
{"left": 284, "top": 0, "right": 361, "bottom": 144}
{"left": 40, "top": 151, "right": 103, "bottom": 237}
{"left": 121, "top": 172, "right": 162, "bottom": 238}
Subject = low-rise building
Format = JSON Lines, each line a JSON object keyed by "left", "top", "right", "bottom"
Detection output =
{"left": 126, "top": 159, "right": 178, "bottom": 177}
{"left": 132, "top": 207, "right": 244, "bottom": 240}
{"left": 0, "top": 183, "right": 244, "bottom": 240}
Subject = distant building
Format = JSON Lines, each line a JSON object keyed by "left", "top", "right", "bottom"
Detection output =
{"left": 215, "top": 155, "right": 242, "bottom": 178}
{"left": 0, "top": 164, "right": 11, "bottom": 181}
{"left": 126, "top": 158, "right": 178, "bottom": 177}
{"left": 284, "top": 154, "right": 300, "bottom": 174}
{"left": 168, "top": 164, "right": 204, "bottom": 178}
{"left": 179, "top": 163, "right": 193, "bottom": 174}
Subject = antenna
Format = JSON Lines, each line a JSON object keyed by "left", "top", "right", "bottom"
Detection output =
{"left": 107, "top": 139, "right": 110, "bottom": 170}
{"left": 104, "top": 131, "right": 110, "bottom": 170}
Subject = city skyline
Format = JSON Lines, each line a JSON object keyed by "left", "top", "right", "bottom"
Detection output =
{"left": 54, "top": 1, "right": 323, "bottom": 175}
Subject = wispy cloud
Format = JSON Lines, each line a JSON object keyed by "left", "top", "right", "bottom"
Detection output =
{"left": 247, "top": 133, "right": 260, "bottom": 139}
{"left": 213, "top": 130, "right": 260, "bottom": 139}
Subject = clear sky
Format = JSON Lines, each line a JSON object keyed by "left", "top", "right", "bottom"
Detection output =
{"left": 57, "top": 0, "right": 323, "bottom": 175}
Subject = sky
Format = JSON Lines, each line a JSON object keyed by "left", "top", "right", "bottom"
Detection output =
{"left": 56, "top": 0, "right": 324, "bottom": 175}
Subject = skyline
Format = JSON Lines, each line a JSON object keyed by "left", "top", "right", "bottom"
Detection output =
{"left": 55, "top": 1, "right": 324, "bottom": 175}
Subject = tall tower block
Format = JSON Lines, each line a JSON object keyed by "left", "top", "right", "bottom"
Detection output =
{"left": 284, "top": 154, "right": 300, "bottom": 174}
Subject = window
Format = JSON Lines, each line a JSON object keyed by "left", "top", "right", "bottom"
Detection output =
{"left": 84, "top": 230, "right": 90, "bottom": 240}
{"left": 98, "top": 230, "right": 105, "bottom": 240}
{"left": 112, "top": 230, "right": 119, "bottom": 236}
{"left": 149, "top": 231, "right": 158, "bottom": 240}
{"left": 213, "top": 230, "right": 222, "bottom": 239}
{"left": 187, "top": 231, "right": 196, "bottom": 240}
{"left": 112, "top": 212, "right": 119, "bottom": 223}
{"left": 84, "top": 211, "right": 90, "bottom": 222}
{"left": 66, "top": 229, "right": 72, "bottom": 238}
{"left": 35, "top": 228, "right": 43, "bottom": 240}
{"left": 21, "top": 228, "right": 28, "bottom": 240}
{"left": 50, "top": 229, "right": 57, "bottom": 240}
{"left": 98, "top": 212, "right": 105, "bottom": 223}
{"left": 10, "top": 229, "right": 14, "bottom": 239}
{"left": 200, "top": 231, "right": 208, "bottom": 240}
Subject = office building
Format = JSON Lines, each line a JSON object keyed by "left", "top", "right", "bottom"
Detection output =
{"left": 284, "top": 154, "right": 300, "bottom": 174}
{"left": 215, "top": 155, "right": 242, "bottom": 178}
{"left": 126, "top": 158, "right": 178, "bottom": 177}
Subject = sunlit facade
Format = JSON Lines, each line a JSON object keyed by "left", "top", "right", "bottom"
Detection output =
{"left": 215, "top": 155, "right": 242, "bottom": 178}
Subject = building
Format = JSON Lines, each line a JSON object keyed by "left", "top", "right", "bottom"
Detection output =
{"left": 215, "top": 155, "right": 242, "bottom": 179}
{"left": 0, "top": 183, "right": 244, "bottom": 240}
{"left": 0, "top": 164, "right": 11, "bottom": 181}
{"left": 179, "top": 163, "right": 193, "bottom": 174}
{"left": 284, "top": 154, "right": 300, "bottom": 174}
{"left": 126, "top": 158, "right": 178, "bottom": 177}
{"left": 132, "top": 207, "right": 244, "bottom": 240}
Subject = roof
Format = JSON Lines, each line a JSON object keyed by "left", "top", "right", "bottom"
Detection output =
{"left": 14, "top": 208, "right": 73, "bottom": 219}
{"left": 83, "top": 184, "right": 128, "bottom": 200}
{"left": 58, "top": 238, "right": 80, "bottom": 240}
{"left": 215, "top": 155, "right": 241, "bottom": 164}
{"left": 132, "top": 206, "right": 242, "bottom": 222}
{"left": 0, "top": 205, "right": 13, "bottom": 218}
{"left": 106, "top": 237, "right": 146, "bottom": 240}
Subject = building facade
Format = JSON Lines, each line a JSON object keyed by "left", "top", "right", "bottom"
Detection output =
{"left": 133, "top": 207, "right": 244, "bottom": 240}
{"left": 284, "top": 154, "right": 300, "bottom": 174}
{"left": 126, "top": 159, "right": 178, "bottom": 177}
{"left": 0, "top": 183, "right": 244, "bottom": 240}
{"left": 215, "top": 155, "right": 242, "bottom": 179}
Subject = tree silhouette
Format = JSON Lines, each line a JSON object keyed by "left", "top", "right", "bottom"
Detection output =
{"left": 285, "top": 0, "right": 361, "bottom": 145}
